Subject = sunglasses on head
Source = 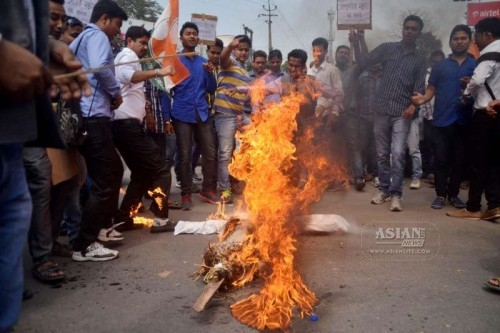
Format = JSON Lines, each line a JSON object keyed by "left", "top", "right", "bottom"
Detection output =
{"left": 66, "top": 17, "right": 83, "bottom": 27}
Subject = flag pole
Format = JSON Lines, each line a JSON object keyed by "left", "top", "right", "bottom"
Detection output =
{"left": 54, "top": 52, "right": 197, "bottom": 80}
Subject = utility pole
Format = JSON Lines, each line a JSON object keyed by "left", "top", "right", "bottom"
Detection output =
{"left": 259, "top": 0, "right": 278, "bottom": 53}
{"left": 327, "top": 9, "right": 336, "bottom": 63}
{"left": 243, "top": 25, "right": 254, "bottom": 45}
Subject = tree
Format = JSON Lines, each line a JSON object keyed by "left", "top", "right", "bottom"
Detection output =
{"left": 389, "top": 9, "right": 443, "bottom": 61}
{"left": 417, "top": 31, "right": 443, "bottom": 62}
{"left": 116, "top": 0, "right": 163, "bottom": 21}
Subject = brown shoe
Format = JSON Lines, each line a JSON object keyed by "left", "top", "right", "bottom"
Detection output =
{"left": 482, "top": 207, "right": 500, "bottom": 221}
{"left": 446, "top": 208, "right": 481, "bottom": 220}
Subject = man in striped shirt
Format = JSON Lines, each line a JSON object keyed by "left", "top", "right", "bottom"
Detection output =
{"left": 212, "top": 35, "right": 253, "bottom": 204}
{"left": 364, "top": 15, "right": 426, "bottom": 212}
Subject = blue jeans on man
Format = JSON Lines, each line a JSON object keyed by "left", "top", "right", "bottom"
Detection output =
{"left": 374, "top": 113, "right": 412, "bottom": 197}
{"left": 407, "top": 117, "right": 423, "bottom": 181}
{"left": 0, "top": 144, "right": 32, "bottom": 332}
{"left": 214, "top": 112, "right": 251, "bottom": 191}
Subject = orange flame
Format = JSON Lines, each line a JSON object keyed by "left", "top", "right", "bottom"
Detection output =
{"left": 224, "top": 80, "right": 346, "bottom": 330}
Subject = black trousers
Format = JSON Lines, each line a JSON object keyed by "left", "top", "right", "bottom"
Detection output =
{"left": 172, "top": 115, "right": 217, "bottom": 196}
{"left": 421, "top": 118, "right": 435, "bottom": 176}
{"left": 432, "top": 122, "right": 466, "bottom": 198}
{"left": 112, "top": 119, "right": 171, "bottom": 219}
{"left": 466, "top": 111, "right": 500, "bottom": 212}
{"left": 74, "top": 119, "right": 123, "bottom": 251}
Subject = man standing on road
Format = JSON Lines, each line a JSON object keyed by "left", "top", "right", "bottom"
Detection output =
{"left": 70, "top": 0, "right": 128, "bottom": 261}
{"left": 447, "top": 17, "right": 500, "bottom": 221}
{"left": 412, "top": 25, "right": 476, "bottom": 210}
{"left": 213, "top": 35, "right": 253, "bottom": 204}
{"left": 170, "top": 22, "right": 218, "bottom": 211}
{"left": 112, "top": 26, "right": 176, "bottom": 233}
{"left": 363, "top": 15, "right": 426, "bottom": 211}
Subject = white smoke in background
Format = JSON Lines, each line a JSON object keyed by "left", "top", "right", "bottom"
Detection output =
{"left": 279, "top": 0, "right": 471, "bottom": 57}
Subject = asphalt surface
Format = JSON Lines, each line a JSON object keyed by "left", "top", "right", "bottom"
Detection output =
{"left": 16, "top": 177, "right": 500, "bottom": 333}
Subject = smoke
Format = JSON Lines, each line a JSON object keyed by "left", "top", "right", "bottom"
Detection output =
{"left": 275, "top": 0, "right": 470, "bottom": 57}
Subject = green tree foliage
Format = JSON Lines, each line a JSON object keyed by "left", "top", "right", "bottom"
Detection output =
{"left": 116, "top": 0, "right": 163, "bottom": 21}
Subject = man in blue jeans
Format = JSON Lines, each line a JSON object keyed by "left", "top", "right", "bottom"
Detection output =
{"left": 362, "top": 15, "right": 426, "bottom": 211}
{"left": 213, "top": 35, "right": 253, "bottom": 204}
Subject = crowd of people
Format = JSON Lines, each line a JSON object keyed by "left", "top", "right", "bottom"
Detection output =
{"left": 1, "top": 0, "right": 499, "bottom": 331}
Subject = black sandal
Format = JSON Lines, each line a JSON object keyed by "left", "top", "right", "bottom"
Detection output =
{"left": 32, "top": 260, "right": 65, "bottom": 284}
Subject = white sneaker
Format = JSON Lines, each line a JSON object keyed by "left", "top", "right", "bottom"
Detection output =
{"left": 72, "top": 242, "right": 119, "bottom": 262}
{"left": 409, "top": 179, "right": 421, "bottom": 189}
{"left": 372, "top": 177, "right": 380, "bottom": 187}
{"left": 371, "top": 190, "right": 390, "bottom": 204}
{"left": 97, "top": 227, "right": 124, "bottom": 243}
{"left": 390, "top": 196, "right": 403, "bottom": 212}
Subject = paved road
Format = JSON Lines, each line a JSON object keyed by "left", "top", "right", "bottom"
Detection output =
{"left": 17, "top": 179, "right": 500, "bottom": 333}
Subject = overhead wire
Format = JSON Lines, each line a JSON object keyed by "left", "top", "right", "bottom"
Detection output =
{"left": 275, "top": 7, "right": 308, "bottom": 50}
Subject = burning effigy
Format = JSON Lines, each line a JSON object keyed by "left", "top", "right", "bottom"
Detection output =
{"left": 193, "top": 81, "right": 347, "bottom": 331}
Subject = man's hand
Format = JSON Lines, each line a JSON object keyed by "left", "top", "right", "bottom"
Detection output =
{"left": 315, "top": 105, "right": 326, "bottom": 118}
{"left": 230, "top": 36, "right": 244, "bottom": 49}
{"left": 164, "top": 121, "right": 174, "bottom": 135}
{"left": 486, "top": 99, "right": 500, "bottom": 118}
{"left": 159, "top": 65, "right": 175, "bottom": 76}
{"left": 402, "top": 104, "right": 416, "bottom": 119}
{"left": 0, "top": 39, "right": 53, "bottom": 103}
{"left": 111, "top": 96, "right": 123, "bottom": 110}
{"left": 203, "top": 61, "right": 214, "bottom": 73}
{"left": 348, "top": 30, "right": 357, "bottom": 43}
{"left": 459, "top": 76, "right": 471, "bottom": 89}
{"left": 461, "top": 94, "right": 474, "bottom": 106}
{"left": 49, "top": 38, "right": 91, "bottom": 101}
{"left": 411, "top": 92, "right": 427, "bottom": 106}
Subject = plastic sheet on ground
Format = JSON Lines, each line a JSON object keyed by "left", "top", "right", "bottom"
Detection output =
{"left": 174, "top": 214, "right": 349, "bottom": 235}
{"left": 174, "top": 220, "right": 227, "bottom": 235}
{"left": 302, "top": 214, "right": 349, "bottom": 233}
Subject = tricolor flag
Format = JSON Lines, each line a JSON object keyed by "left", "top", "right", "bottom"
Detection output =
{"left": 150, "top": 0, "right": 190, "bottom": 90}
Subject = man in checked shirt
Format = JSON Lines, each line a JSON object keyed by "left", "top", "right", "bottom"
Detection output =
{"left": 360, "top": 15, "right": 426, "bottom": 212}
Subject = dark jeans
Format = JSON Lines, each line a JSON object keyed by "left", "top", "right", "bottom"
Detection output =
{"left": 51, "top": 175, "right": 80, "bottom": 241}
{"left": 432, "top": 122, "right": 466, "bottom": 198}
{"left": 0, "top": 144, "right": 32, "bottom": 332}
{"left": 466, "top": 111, "right": 500, "bottom": 212}
{"left": 165, "top": 132, "right": 178, "bottom": 178}
{"left": 173, "top": 115, "right": 217, "bottom": 195}
{"left": 74, "top": 119, "right": 123, "bottom": 252}
{"left": 23, "top": 147, "right": 52, "bottom": 266}
{"left": 113, "top": 120, "right": 171, "bottom": 219}
{"left": 344, "top": 114, "right": 377, "bottom": 180}
{"left": 421, "top": 118, "right": 435, "bottom": 176}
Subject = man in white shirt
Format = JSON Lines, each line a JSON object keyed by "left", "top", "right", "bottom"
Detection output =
{"left": 112, "top": 26, "right": 175, "bottom": 233}
{"left": 308, "top": 37, "right": 343, "bottom": 122}
{"left": 448, "top": 17, "right": 500, "bottom": 221}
